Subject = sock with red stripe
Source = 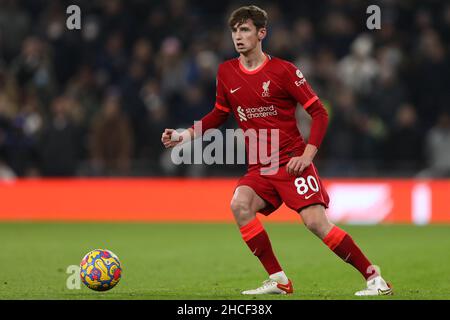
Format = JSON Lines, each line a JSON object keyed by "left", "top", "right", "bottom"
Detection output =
{"left": 239, "top": 218, "right": 284, "bottom": 277}
{"left": 323, "top": 226, "right": 378, "bottom": 280}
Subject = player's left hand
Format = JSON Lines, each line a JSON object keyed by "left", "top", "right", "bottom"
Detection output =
{"left": 286, "top": 155, "right": 312, "bottom": 176}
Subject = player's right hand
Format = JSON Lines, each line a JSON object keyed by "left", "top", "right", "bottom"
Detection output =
{"left": 161, "top": 128, "right": 182, "bottom": 148}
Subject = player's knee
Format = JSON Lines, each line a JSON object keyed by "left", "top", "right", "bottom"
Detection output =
{"left": 231, "top": 199, "right": 256, "bottom": 227}
{"left": 230, "top": 199, "right": 251, "bottom": 216}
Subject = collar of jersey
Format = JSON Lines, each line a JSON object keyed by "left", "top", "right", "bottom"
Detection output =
{"left": 238, "top": 53, "right": 270, "bottom": 75}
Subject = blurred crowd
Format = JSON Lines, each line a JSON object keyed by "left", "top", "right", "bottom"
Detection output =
{"left": 0, "top": 0, "right": 449, "bottom": 178}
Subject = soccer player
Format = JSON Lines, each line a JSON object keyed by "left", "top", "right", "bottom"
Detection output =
{"left": 161, "top": 5, "right": 392, "bottom": 296}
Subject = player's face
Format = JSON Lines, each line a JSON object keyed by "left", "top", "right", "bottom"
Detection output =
{"left": 231, "top": 20, "right": 266, "bottom": 54}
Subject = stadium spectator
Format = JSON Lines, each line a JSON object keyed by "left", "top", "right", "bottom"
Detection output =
{"left": 144, "top": 89, "right": 170, "bottom": 169}
{"left": 0, "top": 0, "right": 31, "bottom": 63}
{"left": 89, "top": 91, "right": 133, "bottom": 176}
{"left": 385, "top": 103, "right": 424, "bottom": 174}
{"left": 39, "top": 95, "right": 82, "bottom": 176}
{"left": 412, "top": 29, "right": 450, "bottom": 129}
{"left": 337, "top": 34, "right": 379, "bottom": 96}
{"left": 0, "top": 159, "right": 15, "bottom": 180}
{"left": 419, "top": 112, "right": 450, "bottom": 178}
{"left": 9, "top": 36, "right": 56, "bottom": 103}
{"left": 323, "top": 88, "right": 362, "bottom": 176}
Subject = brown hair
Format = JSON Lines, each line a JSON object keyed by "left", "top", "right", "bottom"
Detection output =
{"left": 228, "top": 5, "right": 268, "bottom": 30}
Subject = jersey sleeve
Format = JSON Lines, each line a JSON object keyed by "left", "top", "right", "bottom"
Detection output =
{"left": 215, "top": 64, "right": 231, "bottom": 113}
{"left": 282, "top": 62, "right": 318, "bottom": 110}
{"left": 305, "top": 99, "right": 329, "bottom": 149}
{"left": 190, "top": 64, "right": 230, "bottom": 134}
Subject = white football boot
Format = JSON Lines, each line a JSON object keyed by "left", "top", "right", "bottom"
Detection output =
{"left": 355, "top": 275, "right": 393, "bottom": 296}
{"left": 241, "top": 279, "right": 293, "bottom": 295}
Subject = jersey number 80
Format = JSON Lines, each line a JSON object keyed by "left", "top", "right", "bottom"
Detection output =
{"left": 294, "top": 176, "right": 319, "bottom": 195}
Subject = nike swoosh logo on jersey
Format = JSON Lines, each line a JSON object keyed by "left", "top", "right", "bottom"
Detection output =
{"left": 230, "top": 87, "right": 241, "bottom": 93}
{"left": 304, "top": 193, "right": 316, "bottom": 200}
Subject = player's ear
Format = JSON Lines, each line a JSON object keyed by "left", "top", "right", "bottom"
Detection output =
{"left": 258, "top": 27, "right": 267, "bottom": 41}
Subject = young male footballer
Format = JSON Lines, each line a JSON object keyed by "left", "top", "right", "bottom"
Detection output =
{"left": 161, "top": 5, "right": 392, "bottom": 296}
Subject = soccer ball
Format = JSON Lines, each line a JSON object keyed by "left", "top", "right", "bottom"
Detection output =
{"left": 80, "top": 249, "right": 122, "bottom": 291}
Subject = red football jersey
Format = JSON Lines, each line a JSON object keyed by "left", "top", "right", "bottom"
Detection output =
{"left": 213, "top": 54, "right": 319, "bottom": 172}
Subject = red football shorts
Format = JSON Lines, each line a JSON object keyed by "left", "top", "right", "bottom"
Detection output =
{"left": 235, "top": 163, "right": 330, "bottom": 215}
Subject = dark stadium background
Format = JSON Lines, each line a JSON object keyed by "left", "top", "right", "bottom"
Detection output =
{"left": 0, "top": 0, "right": 449, "bottom": 179}
{"left": 0, "top": 0, "right": 450, "bottom": 300}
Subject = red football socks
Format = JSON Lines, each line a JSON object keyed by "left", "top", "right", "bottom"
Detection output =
{"left": 239, "top": 218, "right": 282, "bottom": 275}
{"left": 323, "top": 226, "right": 378, "bottom": 280}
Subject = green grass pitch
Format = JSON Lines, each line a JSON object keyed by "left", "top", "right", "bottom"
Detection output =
{"left": 1, "top": 222, "right": 449, "bottom": 300}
